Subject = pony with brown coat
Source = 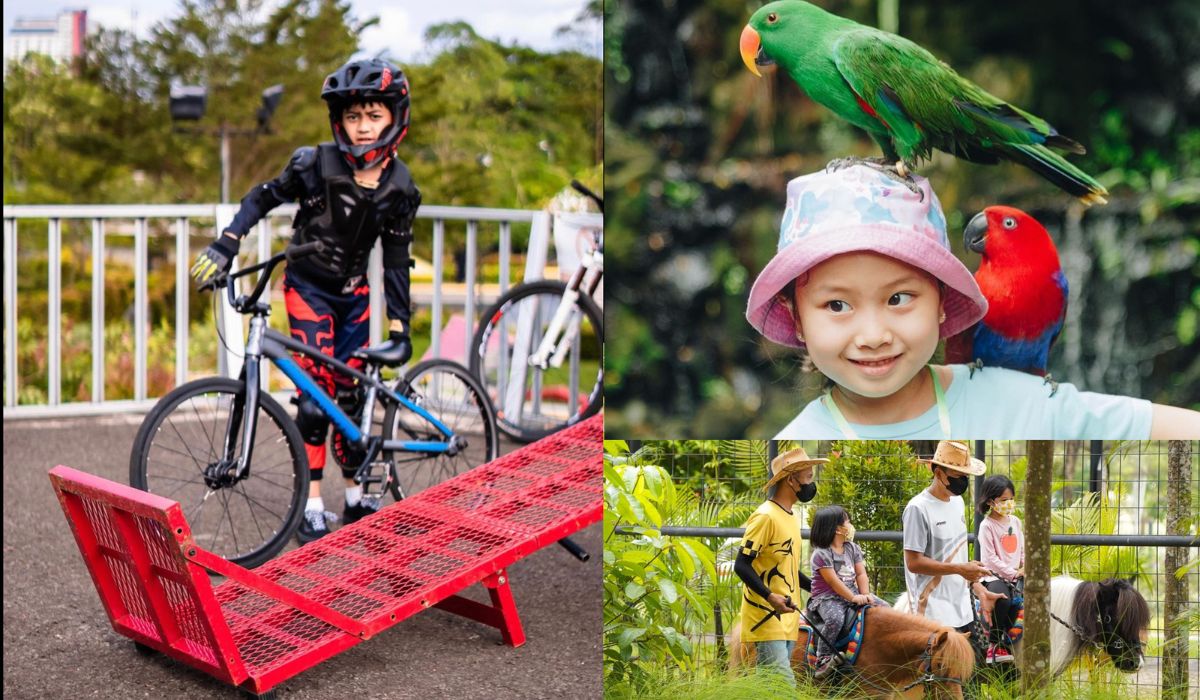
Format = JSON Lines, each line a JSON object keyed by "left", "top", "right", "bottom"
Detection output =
{"left": 729, "top": 605, "right": 974, "bottom": 698}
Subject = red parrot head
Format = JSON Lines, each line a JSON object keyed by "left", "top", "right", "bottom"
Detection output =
{"left": 963, "top": 205, "right": 1060, "bottom": 269}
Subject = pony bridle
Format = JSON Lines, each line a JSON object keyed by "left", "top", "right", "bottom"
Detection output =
{"left": 1050, "top": 610, "right": 1145, "bottom": 660}
{"left": 900, "top": 632, "right": 964, "bottom": 692}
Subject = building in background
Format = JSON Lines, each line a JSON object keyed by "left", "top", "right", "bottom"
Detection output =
{"left": 5, "top": 9, "right": 89, "bottom": 67}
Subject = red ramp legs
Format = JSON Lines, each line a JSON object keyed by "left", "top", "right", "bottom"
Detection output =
{"left": 434, "top": 569, "right": 526, "bottom": 647}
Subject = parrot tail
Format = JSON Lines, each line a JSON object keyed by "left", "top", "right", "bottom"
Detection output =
{"left": 1006, "top": 143, "right": 1109, "bottom": 206}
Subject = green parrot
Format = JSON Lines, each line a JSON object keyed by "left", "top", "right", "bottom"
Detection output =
{"left": 740, "top": 0, "right": 1108, "bottom": 205}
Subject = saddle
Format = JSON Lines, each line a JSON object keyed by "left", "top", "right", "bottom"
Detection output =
{"left": 800, "top": 604, "right": 869, "bottom": 667}
{"left": 974, "top": 586, "right": 1025, "bottom": 644}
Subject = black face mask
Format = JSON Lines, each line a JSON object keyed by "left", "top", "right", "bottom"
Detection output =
{"left": 944, "top": 474, "right": 969, "bottom": 496}
{"left": 797, "top": 482, "right": 817, "bottom": 503}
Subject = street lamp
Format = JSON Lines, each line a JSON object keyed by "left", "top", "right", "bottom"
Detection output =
{"left": 169, "top": 83, "right": 285, "bottom": 202}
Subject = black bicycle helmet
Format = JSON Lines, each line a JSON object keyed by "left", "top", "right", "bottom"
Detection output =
{"left": 321, "top": 58, "right": 411, "bottom": 170}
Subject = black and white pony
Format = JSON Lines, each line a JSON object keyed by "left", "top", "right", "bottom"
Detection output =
{"left": 894, "top": 575, "right": 1149, "bottom": 677}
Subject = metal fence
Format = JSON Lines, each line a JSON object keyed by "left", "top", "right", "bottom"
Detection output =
{"left": 3, "top": 202, "right": 554, "bottom": 417}
{"left": 612, "top": 440, "right": 1200, "bottom": 698}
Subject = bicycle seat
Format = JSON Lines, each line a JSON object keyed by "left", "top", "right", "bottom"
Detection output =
{"left": 351, "top": 341, "right": 409, "bottom": 367}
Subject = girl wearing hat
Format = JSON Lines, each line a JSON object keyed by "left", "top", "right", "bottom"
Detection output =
{"left": 744, "top": 164, "right": 1199, "bottom": 439}
{"left": 734, "top": 448, "right": 826, "bottom": 685}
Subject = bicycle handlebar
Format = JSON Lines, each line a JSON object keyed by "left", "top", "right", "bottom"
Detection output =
{"left": 570, "top": 179, "right": 603, "bottom": 214}
{"left": 215, "top": 240, "right": 325, "bottom": 310}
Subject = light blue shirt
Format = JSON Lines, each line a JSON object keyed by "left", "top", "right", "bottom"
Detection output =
{"left": 775, "top": 364, "right": 1153, "bottom": 439}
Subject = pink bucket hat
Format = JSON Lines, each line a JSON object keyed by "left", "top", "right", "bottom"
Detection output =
{"left": 745, "top": 164, "right": 987, "bottom": 348}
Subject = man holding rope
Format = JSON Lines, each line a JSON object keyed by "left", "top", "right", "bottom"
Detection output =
{"left": 902, "top": 441, "right": 1005, "bottom": 647}
{"left": 734, "top": 447, "right": 826, "bottom": 686}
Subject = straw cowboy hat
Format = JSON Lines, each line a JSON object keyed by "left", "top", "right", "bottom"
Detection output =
{"left": 763, "top": 447, "right": 829, "bottom": 491}
{"left": 918, "top": 440, "right": 986, "bottom": 476}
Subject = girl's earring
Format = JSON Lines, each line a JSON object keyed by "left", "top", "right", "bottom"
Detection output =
{"left": 795, "top": 328, "right": 805, "bottom": 343}
{"left": 939, "top": 312, "right": 947, "bottom": 324}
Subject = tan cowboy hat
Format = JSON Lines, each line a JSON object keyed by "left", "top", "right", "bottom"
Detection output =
{"left": 763, "top": 447, "right": 829, "bottom": 491}
{"left": 918, "top": 440, "right": 986, "bottom": 476}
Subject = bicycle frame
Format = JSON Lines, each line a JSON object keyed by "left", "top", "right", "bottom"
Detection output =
{"left": 227, "top": 312, "right": 454, "bottom": 481}
{"left": 527, "top": 242, "right": 603, "bottom": 371}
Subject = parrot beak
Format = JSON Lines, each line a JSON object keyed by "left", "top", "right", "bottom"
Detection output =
{"left": 963, "top": 211, "right": 988, "bottom": 255}
{"left": 740, "top": 25, "right": 774, "bottom": 76}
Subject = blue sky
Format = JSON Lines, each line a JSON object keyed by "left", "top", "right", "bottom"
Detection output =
{"left": 2, "top": 0, "right": 599, "bottom": 63}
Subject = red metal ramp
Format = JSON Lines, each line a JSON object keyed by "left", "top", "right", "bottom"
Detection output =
{"left": 50, "top": 414, "right": 602, "bottom": 698}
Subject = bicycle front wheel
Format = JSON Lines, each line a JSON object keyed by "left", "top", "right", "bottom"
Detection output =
{"left": 383, "top": 359, "right": 500, "bottom": 501}
{"left": 129, "top": 377, "right": 309, "bottom": 569}
{"left": 469, "top": 280, "right": 604, "bottom": 443}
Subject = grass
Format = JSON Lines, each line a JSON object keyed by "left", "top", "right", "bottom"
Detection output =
{"left": 604, "top": 657, "right": 1194, "bottom": 700}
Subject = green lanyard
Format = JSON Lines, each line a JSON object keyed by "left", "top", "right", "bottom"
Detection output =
{"left": 822, "top": 365, "right": 950, "bottom": 438}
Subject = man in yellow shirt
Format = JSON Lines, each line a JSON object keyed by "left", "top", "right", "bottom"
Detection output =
{"left": 735, "top": 447, "right": 827, "bottom": 685}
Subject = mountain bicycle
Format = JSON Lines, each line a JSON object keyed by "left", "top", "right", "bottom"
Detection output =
{"left": 129, "top": 241, "right": 499, "bottom": 568}
{"left": 469, "top": 180, "right": 604, "bottom": 443}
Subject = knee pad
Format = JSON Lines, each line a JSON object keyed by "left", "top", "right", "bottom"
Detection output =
{"left": 293, "top": 394, "right": 329, "bottom": 445}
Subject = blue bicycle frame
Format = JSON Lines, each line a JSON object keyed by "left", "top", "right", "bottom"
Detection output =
{"left": 230, "top": 313, "right": 453, "bottom": 480}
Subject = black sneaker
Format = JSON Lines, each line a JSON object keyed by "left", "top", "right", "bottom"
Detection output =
{"left": 297, "top": 509, "right": 331, "bottom": 543}
{"left": 343, "top": 497, "right": 383, "bottom": 525}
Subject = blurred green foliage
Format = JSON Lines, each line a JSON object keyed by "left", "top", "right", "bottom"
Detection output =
{"left": 604, "top": 0, "right": 1200, "bottom": 437}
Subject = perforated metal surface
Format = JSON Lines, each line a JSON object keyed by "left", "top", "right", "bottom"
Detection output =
{"left": 49, "top": 468, "right": 245, "bottom": 685}
{"left": 215, "top": 415, "right": 602, "bottom": 678}
{"left": 52, "top": 414, "right": 601, "bottom": 693}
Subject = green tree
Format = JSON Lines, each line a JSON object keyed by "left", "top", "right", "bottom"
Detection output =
{"left": 814, "top": 440, "right": 930, "bottom": 597}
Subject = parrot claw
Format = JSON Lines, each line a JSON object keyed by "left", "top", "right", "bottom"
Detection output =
{"left": 967, "top": 359, "right": 985, "bottom": 378}
{"left": 825, "top": 157, "right": 922, "bottom": 197}
{"left": 1043, "top": 373, "right": 1059, "bottom": 397}
{"left": 825, "top": 156, "right": 889, "bottom": 172}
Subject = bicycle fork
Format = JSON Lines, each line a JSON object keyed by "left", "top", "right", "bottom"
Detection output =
{"left": 210, "top": 316, "right": 266, "bottom": 490}
{"left": 527, "top": 262, "right": 602, "bottom": 370}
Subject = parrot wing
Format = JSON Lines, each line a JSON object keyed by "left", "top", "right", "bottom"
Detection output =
{"left": 830, "top": 31, "right": 1081, "bottom": 165}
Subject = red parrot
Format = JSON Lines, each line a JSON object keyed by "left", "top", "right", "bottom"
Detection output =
{"left": 945, "top": 206, "right": 1067, "bottom": 391}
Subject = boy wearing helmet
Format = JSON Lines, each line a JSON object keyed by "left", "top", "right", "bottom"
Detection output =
{"left": 191, "top": 58, "right": 420, "bottom": 542}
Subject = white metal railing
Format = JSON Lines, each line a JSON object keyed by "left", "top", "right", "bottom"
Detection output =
{"left": 3, "top": 203, "right": 553, "bottom": 418}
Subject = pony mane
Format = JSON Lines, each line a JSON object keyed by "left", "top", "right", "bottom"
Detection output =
{"left": 1072, "top": 577, "right": 1150, "bottom": 645}
{"left": 868, "top": 607, "right": 974, "bottom": 682}
{"left": 932, "top": 624, "right": 975, "bottom": 681}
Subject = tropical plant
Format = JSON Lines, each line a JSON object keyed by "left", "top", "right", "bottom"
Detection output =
{"left": 604, "top": 440, "right": 718, "bottom": 692}
{"left": 1049, "top": 486, "right": 1151, "bottom": 584}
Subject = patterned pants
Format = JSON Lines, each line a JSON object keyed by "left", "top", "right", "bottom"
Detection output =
{"left": 283, "top": 268, "right": 370, "bottom": 480}
{"left": 810, "top": 594, "right": 889, "bottom": 656}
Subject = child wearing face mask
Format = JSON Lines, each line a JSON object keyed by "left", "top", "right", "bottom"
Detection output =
{"left": 807, "top": 505, "right": 888, "bottom": 679}
{"left": 743, "top": 163, "right": 1200, "bottom": 439}
{"left": 977, "top": 475, "right": 1025, "bottom": 665}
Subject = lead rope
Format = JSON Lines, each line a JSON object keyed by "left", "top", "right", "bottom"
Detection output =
{"left": 823, "top": 365, "right": 950, "bottom": 438}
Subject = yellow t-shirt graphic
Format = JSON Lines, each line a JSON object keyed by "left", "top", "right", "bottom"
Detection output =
{"left": 738, "top": 500, "right": 803, "bottom": 642}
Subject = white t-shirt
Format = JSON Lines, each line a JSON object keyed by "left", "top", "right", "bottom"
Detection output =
{"left": 902, "top": 489, "right": 972, "bottom": 628}
{"left": 775, "top": 364, "right": 1153, "bottom": 439}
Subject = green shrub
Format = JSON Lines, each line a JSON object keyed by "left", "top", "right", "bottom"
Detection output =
{"left": 604, "top": 440, "right": 718, "bottom": 694}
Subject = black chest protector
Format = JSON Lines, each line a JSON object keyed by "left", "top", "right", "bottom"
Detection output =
{"left": 291, "top": 143, "right": 419, "bottom": 280}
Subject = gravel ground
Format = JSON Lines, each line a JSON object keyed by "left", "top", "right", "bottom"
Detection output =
{"left": 3, "top": 413, "right": 601, "bottom": 700}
